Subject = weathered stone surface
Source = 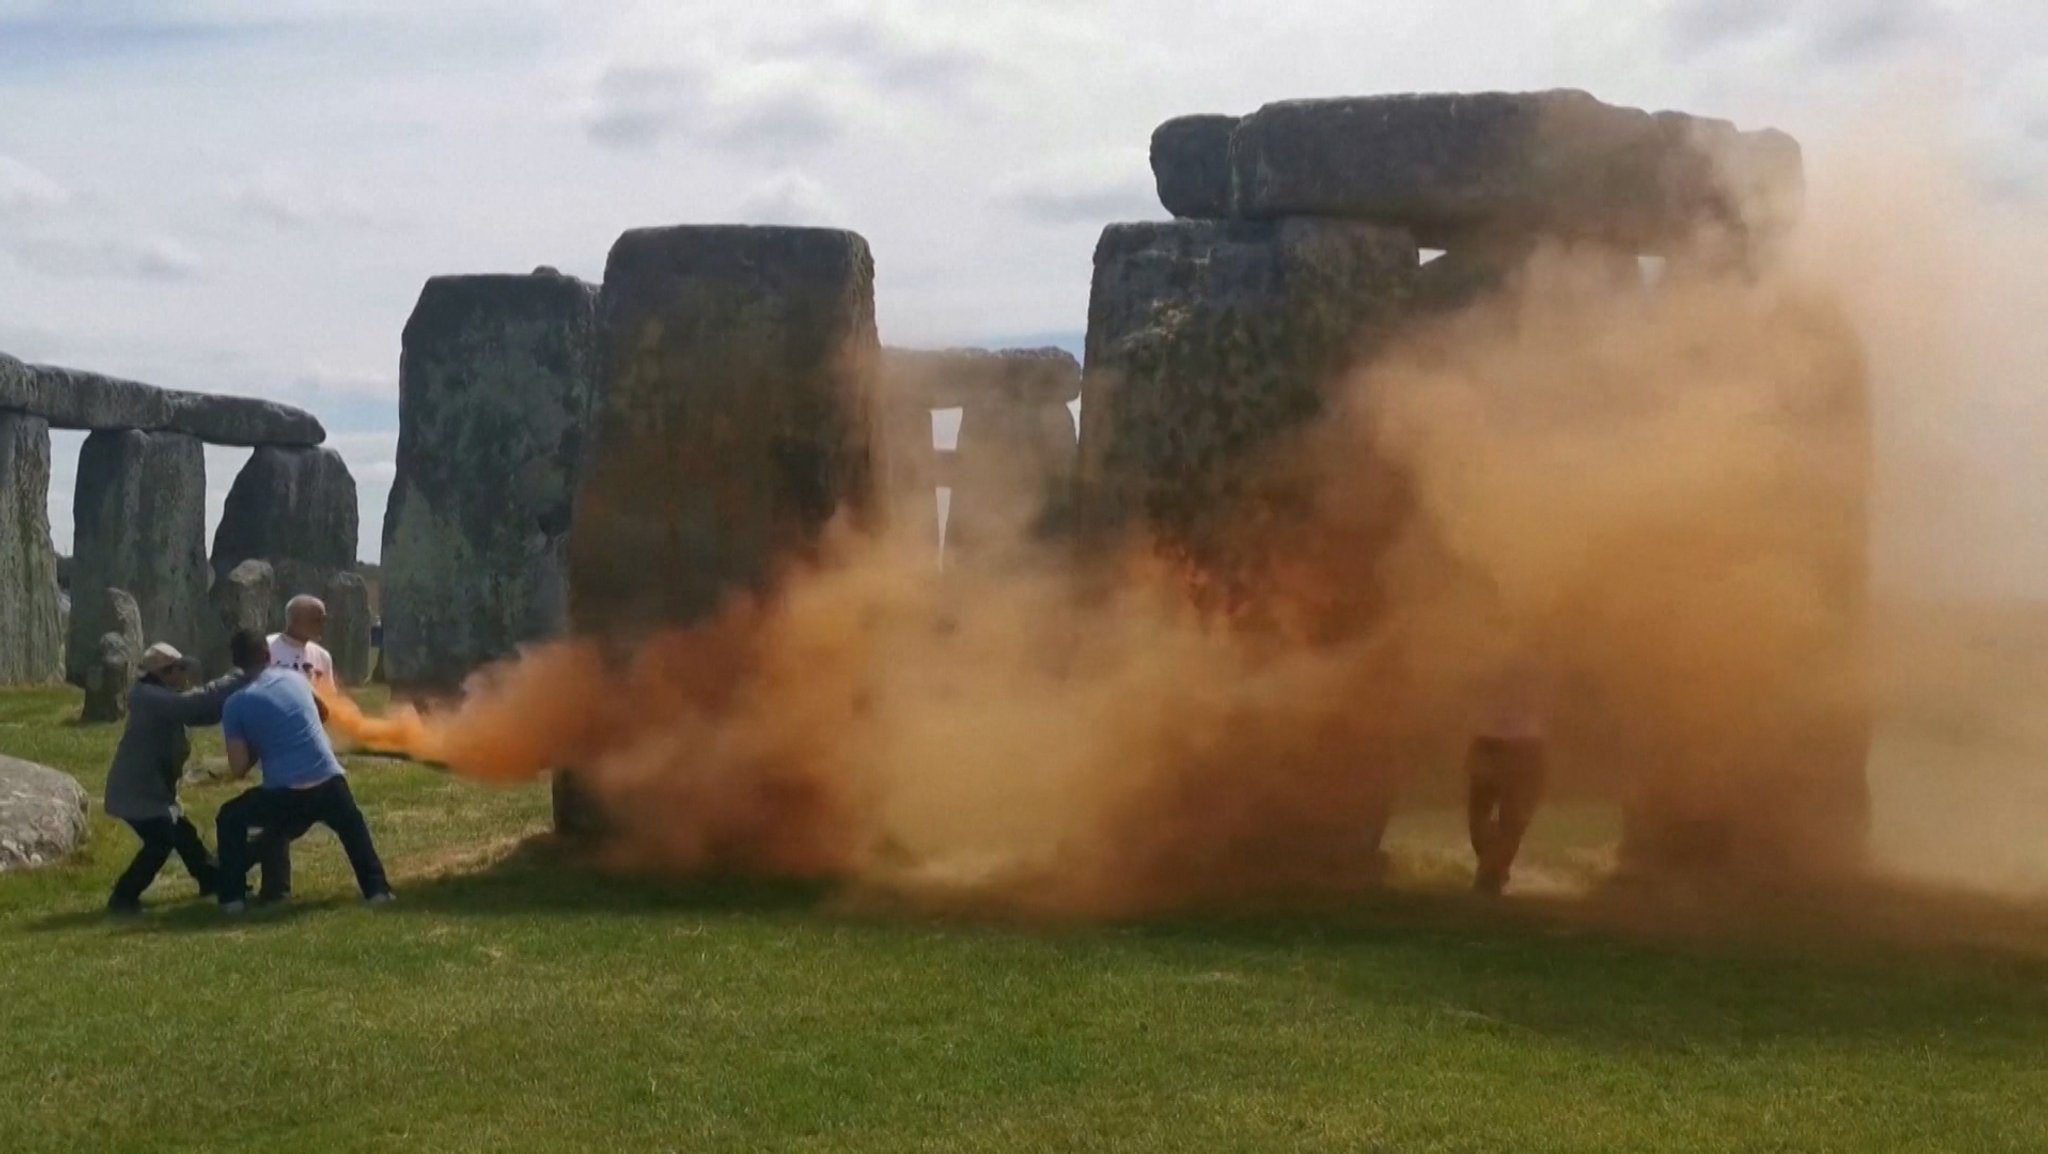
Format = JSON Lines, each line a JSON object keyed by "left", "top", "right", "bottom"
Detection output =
{"left": 0, "top": 411, "right": 62, "bottom": 683}
{"left": 562, "top": 224, "right": 878, "bottom": 838}
{"left": 947, "top": 399, "right": 1078, "bottom": 562}
{"left": 68, "top": 431, "right": 209, "bottom": 683}
{"left": 570, "top": 224, "right": 878, "bottom": 639}
{"left": 81, "top": 631, "right": 136, "bottom": 723}
{"left": 204, "top": 559, "right": 277, "bottom": 677}
{"left": 327, "top": 571, "right": 373, "bottom": 686}
{"left": 80, "top": 589, "right": 142, "bottom": 724}
{"left": 211, "top": 446, "right": 359, "bottom": 617}
{"left": 0, "top": 351, "right": 325, "bottom": 446}
{"left": 1077, "top": 218, "right": 1417, "bottom": 548}
{"left": 883, "top": 347, "right": 1081, "bottom": 409}
{"left": 1228, "top": 91, "right": 1803, "bottom": 250}
{"left": 381, "top": 270, "right": 597, "bottom": 691}
{"left": 1151, "top": 114, "right": 1240, "bottom": 219}
{"left": 0, "top": 755, "right": 89, "bottom": 871}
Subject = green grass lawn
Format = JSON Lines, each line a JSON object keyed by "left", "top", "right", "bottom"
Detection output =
{"left": 3, "top": 684, "right": 2046, "bottom": 1153}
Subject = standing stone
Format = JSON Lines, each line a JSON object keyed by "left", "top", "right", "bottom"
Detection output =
{"left": 949, "top": 392, "right": 1079, "bottom": 562}
{"left": 79, "top": 589, "right": 143, "bottom": 724}
{"left": 326, "top": 571, "right": 373, "bottom": 687}
{"left": 874, "top": 393, "right": 938, "bottom": 549}
{"left": 0, "top": 411, "right": 62, "bottom": 684}
{"left": 562, "top": 224, "right": 878, "bottom": 838}
{"left": 68, "top": 430, "right": 209, "bottom": 683}
{"left": 571, "top": 224, "right": 878, "bottom": 638}
{"left": 211, "top": 446, "right": 359, "bottom": 617}
{"left": 204, "top": 559, "right": 277, "bottom": 677}
{"left": 1076, "top": 218, "right": 1417, "bottom": 555}
{"left": 0, "top": 755, "right": 90, "bottom": 871}
{"left": 1151, "top": 114, "right": 1240, "bottom": 219}
{"left": 380, "top": 271, "right": 597, "bottom": 692}
{"left": 882, "top": 348, "right": 1081, "bottom": 561}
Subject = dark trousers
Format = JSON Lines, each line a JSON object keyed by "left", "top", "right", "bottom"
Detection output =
{"left": 1466, "top": 737, "right": 1547, "bottom": 892}
{"left": 216, "top": 777, "right": 391, "bottom": 903}
{"left": 111, "top": 816, "right": 219, "bottom": 905}
{"left": 250, "top": 819, "right": 310, "bottom": 900}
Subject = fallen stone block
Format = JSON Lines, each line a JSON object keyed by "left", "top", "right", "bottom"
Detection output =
{"left": 0, "top": 755, "right": 89, "bottom": 871}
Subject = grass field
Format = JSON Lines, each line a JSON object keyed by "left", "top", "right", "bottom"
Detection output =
{"left": 3, "top": 684, "right": 2046, "bottom": 1153}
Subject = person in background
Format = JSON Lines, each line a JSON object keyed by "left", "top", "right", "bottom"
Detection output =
{"left": 214, "top": 629, "right": 393, "bottom": 912}
{"left": 269, "top": 594, "right": 335, "bottom": 686}
{"left": 1466, "top": 651, "right": 1552, "bottom": 896}
{"left": 103, "top": 643, "right": 251, "bottom": 916}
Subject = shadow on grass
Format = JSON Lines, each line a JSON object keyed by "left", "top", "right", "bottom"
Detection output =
{"left": 388, "top": 835, "right": 835, "bottom": 919}
{"left": 26, "top": 895, "right": 356, "bottom": 934}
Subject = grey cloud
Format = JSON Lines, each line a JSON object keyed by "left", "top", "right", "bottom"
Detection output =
{"left": 0, "top": 154, "right": 69, "bottom": 214}
{"left": 9, "top": 233, "right": 202, "bottom": 281}
{"left": 762, "top": 10, "right": 989, "bottom": 98}
{"left": 994, "top": 153, "right": 1158, "bottom": 225}
{"left": 732, "top": 170, "right": 845, "bottom": 227}
{"left": 223, "top": 172, "right": 376, "bottom": 230}
{"left": 1806, "top": 0, "right": 1940, "bottom": 64}
{"left": 1663, "top": 0, "right": 1942, "bottom": 65}
{"left": 1664, "top": 0, "right": 1781, "bottom": 52}
{"left": 584, "top": 62, "right": 844, "bottom": 154}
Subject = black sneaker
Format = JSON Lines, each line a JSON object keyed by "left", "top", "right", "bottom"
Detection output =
{"left": 106, "top": 899, "right": 145, "bottom": 919}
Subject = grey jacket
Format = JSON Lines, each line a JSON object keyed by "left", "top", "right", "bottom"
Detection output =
{"left": 102, "top": 671, "right": 252, "bottom": 822}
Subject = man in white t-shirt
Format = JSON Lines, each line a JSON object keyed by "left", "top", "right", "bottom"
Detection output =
{"left": 268, "top": 595, "right": 335, "bottom": 685}
{"left": 255, "top": 594, "right": 337, "bottom": 902}
{"left": 1466, "top": 653, "right": 1552, "bottom": 896}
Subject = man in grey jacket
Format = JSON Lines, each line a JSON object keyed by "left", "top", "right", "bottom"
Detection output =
{"left": 104, "top": 643, "right": 252, "bottom": 915}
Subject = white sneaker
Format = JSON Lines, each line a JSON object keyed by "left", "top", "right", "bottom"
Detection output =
{"left": 219, "top": 900, "right": 247, "bottom": 914}
{"left": 365, "top": 891, "right": 396, "bottom": 907}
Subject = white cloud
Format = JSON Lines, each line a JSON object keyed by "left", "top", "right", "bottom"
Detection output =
{"left": 992, "top": 149, "right": 1159, "bottom": 225}
{"left": 581, "top": 59, "right": 844, "bottom": 153}
{"left": 732, "top": 170, "right": 846, "bottom": 227}
{"left": 286, "top": 365, "right": 397, "bottom": 400}
{"left": 223, "top": 169, "right": 376, "bottom": 229}
{"left": 0, "top": 154, "right": 69, "bottom": 214}
{"left": 8, "top": 233, "right": 202, "bottom": 281}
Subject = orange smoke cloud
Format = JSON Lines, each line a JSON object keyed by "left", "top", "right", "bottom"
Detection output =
{"left": 323, "top": 122, "right": 2048, "bottom": 914}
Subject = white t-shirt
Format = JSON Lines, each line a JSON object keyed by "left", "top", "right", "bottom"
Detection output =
{"left": 267, "top": 633, "right": 335, "bottom": 685}
{"left": 1479, "top": 660, "right": 1551, "bottom": 742}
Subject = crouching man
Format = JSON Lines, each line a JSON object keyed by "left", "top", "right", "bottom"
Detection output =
{"left": 214, "top": 629, "right": 394, "bottom": 912}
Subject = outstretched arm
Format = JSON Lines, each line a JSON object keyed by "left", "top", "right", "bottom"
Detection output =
{"left": 155, "top": 670, "right": 254, "bottom": 727}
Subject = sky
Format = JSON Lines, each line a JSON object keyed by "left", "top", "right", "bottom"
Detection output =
{"left": 1, "top": 0, "right": 2042, "bottom": 569}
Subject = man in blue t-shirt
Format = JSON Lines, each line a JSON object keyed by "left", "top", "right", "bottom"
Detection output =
{"left": 215, "top": 629, "right": 394, "bottom": 912}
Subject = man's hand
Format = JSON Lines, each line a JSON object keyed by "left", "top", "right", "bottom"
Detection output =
{"left": 225, "top": 738, "right": 258, "bottom": 782}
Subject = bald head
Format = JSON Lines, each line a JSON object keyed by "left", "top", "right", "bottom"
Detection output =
{"left": 285, "top": 595, "right": 327, "bottom": 643}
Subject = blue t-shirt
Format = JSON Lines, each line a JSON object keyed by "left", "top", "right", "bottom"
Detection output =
{"left": 222, "top": 667, "right": 346, "bottom": 790}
